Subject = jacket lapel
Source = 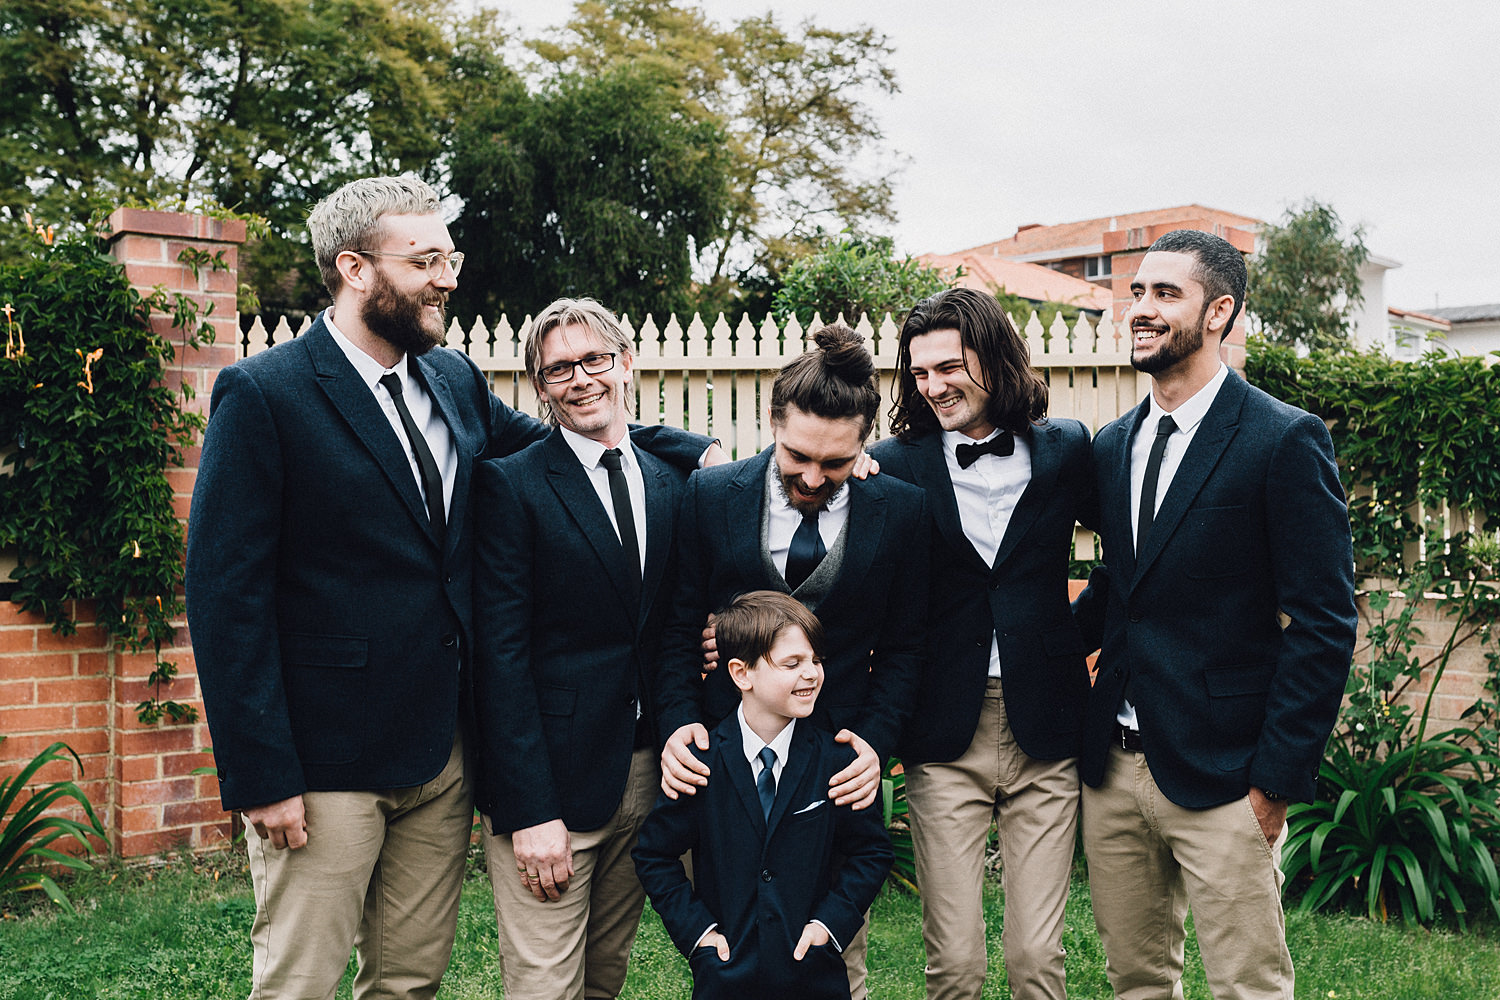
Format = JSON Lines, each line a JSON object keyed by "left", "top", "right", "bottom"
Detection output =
{"left": 306, "top": 322, "right": 439, "bottom": 548}
{"left": 909, "top": 436, "right": 987, "bottom": 572}
{"left": 765, "top": 724, "right": 816, "bottom": 838}
{"left": 637, "top": 449, "right": 676, "bottom": 628}
{"left": 544, "top": 433, "right": 637, "bottom": 609}
{"left": 726, "top": 449, "right": 778, "bottom": 589}
{"left": 412, "top": 355, "right": 467, "bottom": 557}
{"left": 717, "top": 722, "right": 767, "bottom": 838}
{"left": 814, "top": 477, "right": 886, "bottom": 618}
{"left": 1109, "top": 401, "right": 1151, "bottom": 586}
{"left": 1132, "top": 374, "right": 1246, "bottom": 583}
{"left": 991, "top": 421, "right": 1058, "bottom": 572}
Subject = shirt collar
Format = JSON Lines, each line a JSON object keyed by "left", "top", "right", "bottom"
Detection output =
{"left": 325, "top": 308, "right": 409, "bottom": 392}
{"left": 559, "top": 424, "right": 632, "bottom": 470}
{"left": 737, "top": 703, "right": 796, "bottom": 766}
{"left": 1149, "top": 363, "right": 1229, "bottom": 434}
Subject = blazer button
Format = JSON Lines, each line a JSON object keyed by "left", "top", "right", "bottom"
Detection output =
{"left": 1128, "top": 612, "right": 1142, "bottom": 623}
{"left": 441, "top": 633, "right": 457, "bottom": 648}
{"left": 760, "top": 869, "right": 773, "bottom": 882}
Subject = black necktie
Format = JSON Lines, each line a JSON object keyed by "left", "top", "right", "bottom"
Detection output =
{"left": 785, "top": 509, "right": 825, "bottom": 591}
{"left": 955, "top": 431, "right": 1015, "bottom": 469}
{"left": 1136, "top": 415, "right": 1177, "bottom": 552}
{"left": 378, "top": 372, "right": 445, "bottom": 540}
{"left": 756, "top": 746, "right": 777, "bottom": 820}
{"left": 600, "top": 448, "right": 641, "bottom": 605}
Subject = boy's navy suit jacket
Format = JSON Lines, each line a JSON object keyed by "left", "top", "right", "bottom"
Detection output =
{"left": 633, "top": 716, "right": 893, "bottom": 1000}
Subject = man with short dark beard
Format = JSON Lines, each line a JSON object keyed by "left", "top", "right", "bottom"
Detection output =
{"left": 186, "top": 175, "right": 713, "bottom": 1000}
{"left": 1078, "top": 229, "right": 1356, "bottom": 999}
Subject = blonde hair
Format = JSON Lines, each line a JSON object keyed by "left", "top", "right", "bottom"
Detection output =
{"left": 306, "top": 174, "right": 442, "bottom": 296}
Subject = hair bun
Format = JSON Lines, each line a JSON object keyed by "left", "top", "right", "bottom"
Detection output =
{"left": 812, "top": 323, "right": 875, "bottom": 383}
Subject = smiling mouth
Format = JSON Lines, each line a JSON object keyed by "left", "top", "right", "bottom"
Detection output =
{"left": 1133, "top": 325, "right": 1166, "bottom": 343}
{"left": 569, "top": 390, "right": 606, "bottom": 407}
{"left": 792, "top": 686, "right": 817, "bottom": 697}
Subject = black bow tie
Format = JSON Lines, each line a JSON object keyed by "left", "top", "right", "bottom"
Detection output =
{"left": 955, "top": 432, "right": 1015, "bottom": 469}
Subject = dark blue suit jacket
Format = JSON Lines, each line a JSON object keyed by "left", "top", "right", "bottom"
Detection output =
{"left": 471, "top": 430, "right": 690, "bottom": 833}
{"left": 655, "top": 448, "right": 930, "bottom": 764}
{"left": 633, "top": 716, "right": 892, "bottom": 1000}
{"left": 186, "top": 315, "right": 708, "bottom": 811}
{"left": 871, "top": 419, "right": 1099, "bottom": 764}
{"left": 1079, "top": 370, "right": 1357, "bottom": 807}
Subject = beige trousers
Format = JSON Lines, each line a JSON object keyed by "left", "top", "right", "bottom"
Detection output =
{"left": 244, "top": 734, "right": 472, "bottom": 1000}
{"left": 1081, "top": 745, "right": 1293, "bottom": 1000}
{"left": 483, "top": 747, "right": 658, "bottom": 1000}
{"left": 905, "top": 678, "right": 1079, "bottom": 1000}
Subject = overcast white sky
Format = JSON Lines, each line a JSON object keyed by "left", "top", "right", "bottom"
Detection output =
{"left": 486, "top": 0, "right": 1499, "bottom": 311}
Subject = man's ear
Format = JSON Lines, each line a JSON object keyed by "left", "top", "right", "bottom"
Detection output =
{"left": 1204, "top": 293, "right": 1236, "bottom": 337}
{"left": 727, "top": 657, "right": 754, "bottom": 693}
{"left": 335, "top": 250, "right": 370, "bottom": 293}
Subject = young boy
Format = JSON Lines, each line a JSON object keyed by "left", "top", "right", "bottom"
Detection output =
{"left": 633, "top": 591, "right": 893, "bottom": 1000}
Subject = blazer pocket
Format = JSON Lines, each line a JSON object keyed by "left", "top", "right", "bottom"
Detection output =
{"left": 1204, "top": 663, "right": 1273, "bottom": 771}
{"left": 1184, "top": 505, "right": 1249, "bottom": 579}
{"left": 280, "top": 633, "right": 367, "bottom": 765}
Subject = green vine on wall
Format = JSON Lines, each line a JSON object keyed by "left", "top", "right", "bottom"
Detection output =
{"left": 0, "top": 220, "right": 217, "bottom": 725}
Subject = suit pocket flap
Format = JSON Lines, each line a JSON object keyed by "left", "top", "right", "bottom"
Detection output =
{"left": 280, "top": 632, "right": 367, "bottom": 669}
{"left": 1204, "top": 664, "right": 1273, "bottom": 697}
{"left": 1042, "top": 624, "right": 1088, "bottom": 657}
{"left": 537, "top": 686, "right": 576, "bottom": 716}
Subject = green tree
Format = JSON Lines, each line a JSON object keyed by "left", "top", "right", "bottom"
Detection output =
{"left": 447, "top": 62, "right": 731, "bottom": 322}
{"left": 771, "top": 234, "right": 951, "bottom": 326}
{"left": 1247, "top": 199, "right": 1370, "bottom": 353}
{"left": 0, "top": 0, "right": 460, "bottom": 314}
{"left": 537, "top": 1, "right": 899, "bottom": 298}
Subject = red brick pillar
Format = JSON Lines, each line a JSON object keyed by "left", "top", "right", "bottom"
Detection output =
{"left": 103, "top": 209, "right": 245, "bottom": 856}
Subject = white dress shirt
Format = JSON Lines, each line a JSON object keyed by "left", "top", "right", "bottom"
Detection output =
{"left": 326, "top": 309, "right": 456, "bottom": 517}
{"left": 1119, "top": 363, "right": 1230, "bottom": 728}
{"left": 558, "top": 425, "right": 648, "bottom": 577}
{"left": 943, "top": 428, "right": 1033, "bottom": 677}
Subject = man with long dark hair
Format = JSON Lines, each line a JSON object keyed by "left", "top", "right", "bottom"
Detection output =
{"left": 871, "top": 287, "right": 1098, "bottom": 999}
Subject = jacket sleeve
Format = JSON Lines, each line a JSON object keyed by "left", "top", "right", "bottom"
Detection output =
{"left": 629, "top": 423, "right": 715, "bottom": 473}
{"left": 470, "top": 458, "right": 565, "bottom": 830}
{"left": 186, "top": 365, "right": 302, "bottom": 811}
{"left": 851, "top": 489, "right": 931, "bottom": 762}
{"left": 1250, "top": 412, "right": 1358, "bottom": 801}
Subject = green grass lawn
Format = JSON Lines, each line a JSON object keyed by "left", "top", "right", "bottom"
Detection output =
{"left": 2, "top": 850, "right": 1497, "bottom": 999}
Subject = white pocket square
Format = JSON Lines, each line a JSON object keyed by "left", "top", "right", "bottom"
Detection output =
{"left": 792, "top": 799, "right": 826, "bottom": 816}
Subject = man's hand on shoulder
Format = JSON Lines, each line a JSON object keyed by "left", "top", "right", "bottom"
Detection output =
{"left": 661, "top": 724, "right": 711, "bottom": 798}
{"left": 244, "top": 795, "right": 308, "bottom": 850}
{"left": 830, "top": 730, "right": 880, "bottom": 810}
{"left": 851, "top": 451, "right": 880, "bottom": 479}
{"left": 701, "top": 442, "right": 729, "bottom": 467}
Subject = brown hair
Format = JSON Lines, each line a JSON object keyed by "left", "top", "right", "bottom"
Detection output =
{"left": 888, "top": 287, "right": 1047, "bottom": 439}
{"left": 769, "top": 323, "right": 881, "bottom": 437}
{"left": 715, "top": 590, "right": 825, "bottom": 669}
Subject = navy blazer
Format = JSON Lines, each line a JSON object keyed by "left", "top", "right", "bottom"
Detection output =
{"left": 871, "top": 419, "right": 1099, "bottom": 764}
{"left": 470, "top": 430, "right": 689, "bottom": 833}
{"left": 654, "top": 448, "right": 930, "bottom": 764}
{"left": 186, "top": 315, "right": 708, "bottom": 811}
{"left": 633, "top": 717, "right": 892, "bottom": 1000}
{"left": 1080, "top": 371, "right": 1357, "bottom": 807}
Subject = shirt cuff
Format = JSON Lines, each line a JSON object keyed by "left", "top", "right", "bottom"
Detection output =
{"left": 697, "top": 442, "right": 722, "bottom": 468}
{"left": 692, "top": 923, "right": 720, "bottom": 951}
{"left": 811, "top": 919, "right": 842, "bottom": 952}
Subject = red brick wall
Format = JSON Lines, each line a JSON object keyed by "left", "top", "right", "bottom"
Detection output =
{"left": 0, "top": 209, "right": 244, "bottom": 858}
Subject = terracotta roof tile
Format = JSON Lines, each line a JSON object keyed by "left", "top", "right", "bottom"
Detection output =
{"left": 950, "top": 204, "right": 1264, "bottom": 260}
{"left": 920, "top": 252, "right": 1113, "bottom": 312}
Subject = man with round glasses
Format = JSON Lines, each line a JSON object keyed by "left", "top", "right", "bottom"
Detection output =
{"left": 187, "top": 175, "right": 714, "bottom": 1000}
{"left": 470, "top": 297, "right": 695, "bottom": 1000}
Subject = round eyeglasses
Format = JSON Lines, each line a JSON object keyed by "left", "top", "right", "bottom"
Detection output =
{"left": 353, "top": 249, "right": 465, "bottom": 277}
{"left": 539, "top": 352, "right": 618, "bottom": 384}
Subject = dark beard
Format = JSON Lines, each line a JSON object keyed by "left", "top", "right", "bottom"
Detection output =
{"left": 776, "top": 467, "right": 844, "bottom": 515}
{"left": 1130, "top": 304, "right": 1208, "bottom": 375}
{"left": 361, "top": 266, "right": 445, "bottom": 358}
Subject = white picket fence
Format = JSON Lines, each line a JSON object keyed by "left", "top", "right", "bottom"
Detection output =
{"left": 243, "top": 308, "right": 1155, "bottom": 563}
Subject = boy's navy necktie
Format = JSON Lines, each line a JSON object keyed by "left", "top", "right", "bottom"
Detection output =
{"left": 756, "top": 746, "right": 777, "bottom": 819}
